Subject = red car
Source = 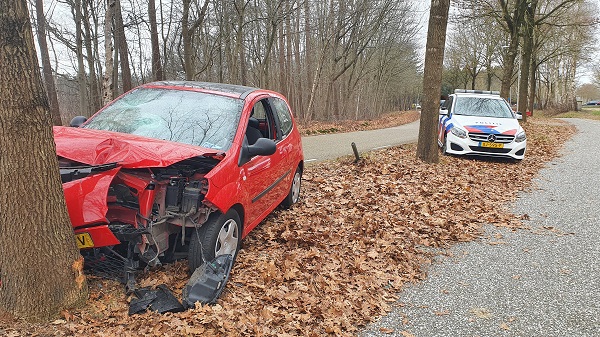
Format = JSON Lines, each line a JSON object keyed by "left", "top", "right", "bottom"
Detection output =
{"left": 56, "top": 81, "right": 303, "bottom": 285}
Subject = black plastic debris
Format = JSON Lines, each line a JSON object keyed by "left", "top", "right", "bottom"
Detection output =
{"left": 128, "top": 284, "right": 185, "bottom": 315}
{"left": 182, "top": 254, "right": 234, "bottom": 308}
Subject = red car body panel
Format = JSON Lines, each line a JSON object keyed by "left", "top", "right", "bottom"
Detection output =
{"left": 54, "top": 126, "right": 222, "bottom": 168}
{"left": 57, "top": 82, "right": 304, "bottom": 258}
{"left": 62, "top": 167, "right": 119, "bottom": 228}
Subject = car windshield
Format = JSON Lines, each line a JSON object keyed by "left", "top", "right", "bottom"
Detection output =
{"left": 84, "top": 88, "right": 244, "bottom": 151}
{"left": 453, "top": 96, "right": 514, "bottom": 118}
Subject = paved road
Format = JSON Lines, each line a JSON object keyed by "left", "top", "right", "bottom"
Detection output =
{"left": 301, "top": 120, "right": 420, "bottom": 163}
{"left": 360, "top": 118, "right": 600, "bottom": 337}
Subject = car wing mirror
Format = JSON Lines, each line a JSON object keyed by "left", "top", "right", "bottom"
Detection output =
{"left": 439, "top": 107, "right": 448, "bottom": 115}
{"left": 248, "top": 138, "right": 276, "bottom": 157}
{"left": 239, "top": 137, "right": 277, "bottom": 166}
{"left": 69, "top": 116, "right": 88, "bottom": 127}
{"left": 515, "top": 111, "right": 523, "bottom": 120}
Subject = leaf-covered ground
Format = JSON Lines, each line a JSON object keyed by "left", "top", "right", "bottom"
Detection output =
{"left": 0, "top": 117, "right": 575, "bottom": 336}
{"left": 299, "top": 111, "right": 420, "bottom": 135}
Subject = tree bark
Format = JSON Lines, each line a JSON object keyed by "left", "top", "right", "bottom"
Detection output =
{"left": 148, "top": 0, "right": 163, "bottom": 81}
{"left": 416, "top": 0, "right": 451, "bottom": 164}
{"left": 114, "top": 0, "right": 132, "bottom": 92}
{"left": 102, "top": 0, "right": 115, "bottom": 106}
{"left": 74, "top": 0, "right": 88, "bottom": 115}
{"left": 82, "top": 0, "right": 101, "bottom": 112}
{"left": 517, "top": 0, "right": 536, "bottom": 123}
{"left": 35, "top": 0, "right": 62, "bottom": 126}
{"left": 497, "top": 0, "right": 527, "bottom": 100}
{"left": 0, "top": 0, "right": 88, "bottom": 321}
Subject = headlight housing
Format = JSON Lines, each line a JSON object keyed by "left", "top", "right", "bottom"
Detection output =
{"left": 515, "top": 131, "right": 527, "bottom": 143}
{"left": 450, "top": 127, "right": 467, "bottom": 139}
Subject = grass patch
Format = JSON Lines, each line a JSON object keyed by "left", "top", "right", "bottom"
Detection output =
{"left": 553, "top": 107, "right": 600, "bottom": 120}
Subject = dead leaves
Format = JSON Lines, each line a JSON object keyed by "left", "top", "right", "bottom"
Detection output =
{"left": 300, "top": 111, "right": 420, "bottom": 136}
{"left": 0, "top": 118, "right": 575, "bottom": 336}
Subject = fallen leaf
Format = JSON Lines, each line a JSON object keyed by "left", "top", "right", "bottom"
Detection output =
{"left": 469, "top": 307, "right": 492, "bottom": 319}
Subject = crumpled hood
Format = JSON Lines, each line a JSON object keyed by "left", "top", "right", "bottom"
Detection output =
{"left": 451, "top": 115, "right": 522, "bottom": 136}
{"left": 54, "top": 126, "right": 223, "bottom": 168}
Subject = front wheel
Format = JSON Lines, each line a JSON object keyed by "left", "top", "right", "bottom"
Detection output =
{"left": 281, "top": 166, "right": 302, "bottom": 208}
{"left": 188, "top": 209, "right": 241, "bottom": 273}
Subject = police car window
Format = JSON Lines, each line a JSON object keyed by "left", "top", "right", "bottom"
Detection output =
{"left": 454, "top": 97, "right": 514, "bottom": 118}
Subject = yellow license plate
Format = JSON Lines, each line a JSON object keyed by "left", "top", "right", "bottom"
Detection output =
{"left": 480, "top": 142, "right": 504, "bottom": 148}
{"left": 76, "top": 233, "right": 94, "bottom": 249}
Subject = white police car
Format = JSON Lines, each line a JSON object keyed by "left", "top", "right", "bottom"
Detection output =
{"left": 438, "top": 90, "right": 526, "bottom": 160}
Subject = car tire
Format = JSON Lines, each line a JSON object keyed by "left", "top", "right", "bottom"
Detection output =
{"left": 282, "top": 166, "right": 302, "bottom": 208}
{"left": 188, "top": 209, "right": 241, "bottom": 273}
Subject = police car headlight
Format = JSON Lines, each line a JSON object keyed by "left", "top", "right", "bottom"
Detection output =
{"left": 515, "top": 131, "right": 527, "bottom": 143}
{"left": 450, "top": 127, "right": 467, "bottom": 139}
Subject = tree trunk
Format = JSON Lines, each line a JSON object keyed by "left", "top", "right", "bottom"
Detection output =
{"left": 114, "top": 0, "right": 132, "bottom": 92}
{"left": 102, "top": 0, "right": 115, "bottom": 106}
{"left": 74, "top": 0, "right": 88, "bottom": 115}
{"left": 148, "top": 0, "right": 163, "bottom": 81}
{"left": 35, "top": 0, "right": 62, "bottom": 126}
{"left": 517, "top": 0, "right": 536, "bottom": 122}
{"left": 0, "top": 0, "right": 88, "bottom": 321}
{"left": 499, "top": 0, "right": 527, "bottom": 100}
{"left": 182, "top": 0, "right": 193, "bottom": 80}
{"left": 82, "top": 0, "right": 101, "bottom": 112}
{"left": 416, "top": 0, "right": 451, "bottom": 164}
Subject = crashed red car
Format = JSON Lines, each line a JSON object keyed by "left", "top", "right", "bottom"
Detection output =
{"left": 56, "top": 81, "right": 303, "bottom": 286}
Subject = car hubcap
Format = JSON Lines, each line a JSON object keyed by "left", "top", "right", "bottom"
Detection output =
{"left": 215, "top": 219, "right": 239, "bottom": 257}
{"left": 291, "top": 172, "right": 301, "bottom": 203}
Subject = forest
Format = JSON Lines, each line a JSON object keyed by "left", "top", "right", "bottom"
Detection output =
{"left": 32, "top": 0, "right": 598, "bottom": 124}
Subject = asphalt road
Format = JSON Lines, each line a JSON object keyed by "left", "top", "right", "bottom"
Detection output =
{"left": 359, "top": 118, "right": 600, "bottom": 336}
{"left": 301, "top": 120, "right": 420, "bottom": 163}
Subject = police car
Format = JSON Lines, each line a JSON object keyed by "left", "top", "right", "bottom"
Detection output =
{"left": 438, "top": 90, "right": 526, "bottom": 160}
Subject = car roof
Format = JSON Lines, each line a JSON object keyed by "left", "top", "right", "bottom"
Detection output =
{"left": 452, "top": 90, "right": 503, "bottom": 100}
{"left": 453, "top": 93, "right": 503, "bottom": 99}
{"left": 142, "top": 81, "right": 260, "bottom": 99}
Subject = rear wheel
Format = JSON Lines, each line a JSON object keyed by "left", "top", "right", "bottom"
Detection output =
{"left": 282, "top": 166, "right": 302, "bottom": 208}
{"left": 188, "top": 209, "right": 241, "bottom": 273}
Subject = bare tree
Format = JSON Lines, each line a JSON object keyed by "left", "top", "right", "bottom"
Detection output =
{"left": 102, "top": 0, "right": 115, "bottom": 105}
{"left": 182, "top": 0, "right": 210, "bottom": 80}
{"left": 114, "top": 0, "right": 132, "bottom": 91}
{"left": 34, "top": 0, "right": 62, "bottom": 125}
{"left": 0, "top": 0, "right": 88, "bottom": 320}
{"left": 73, "top": 0, "right": 89, "bottom": 114}
{"left": 148, "top": 0, "right": 164, "bottom": 81}
{"left": 417, "top": 0, "right": 451, "bottom": 164}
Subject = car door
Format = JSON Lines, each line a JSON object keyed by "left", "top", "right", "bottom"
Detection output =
{"left": 240, "top": 97, "right": 290, "bottom": 234}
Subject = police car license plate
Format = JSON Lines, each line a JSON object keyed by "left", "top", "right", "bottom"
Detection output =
{"left": 75, "top": 232, "right": 94, "bottom": 249}
{"left": 480, "top": 142, "right": 504, "bottom": 148}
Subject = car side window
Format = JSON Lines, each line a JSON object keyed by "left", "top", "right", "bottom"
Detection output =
{"left": 250, "top": 99, "right": 279, "bottom": 141}
{"left": 270, "top": 98, "right": 293, "bottom": 137}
